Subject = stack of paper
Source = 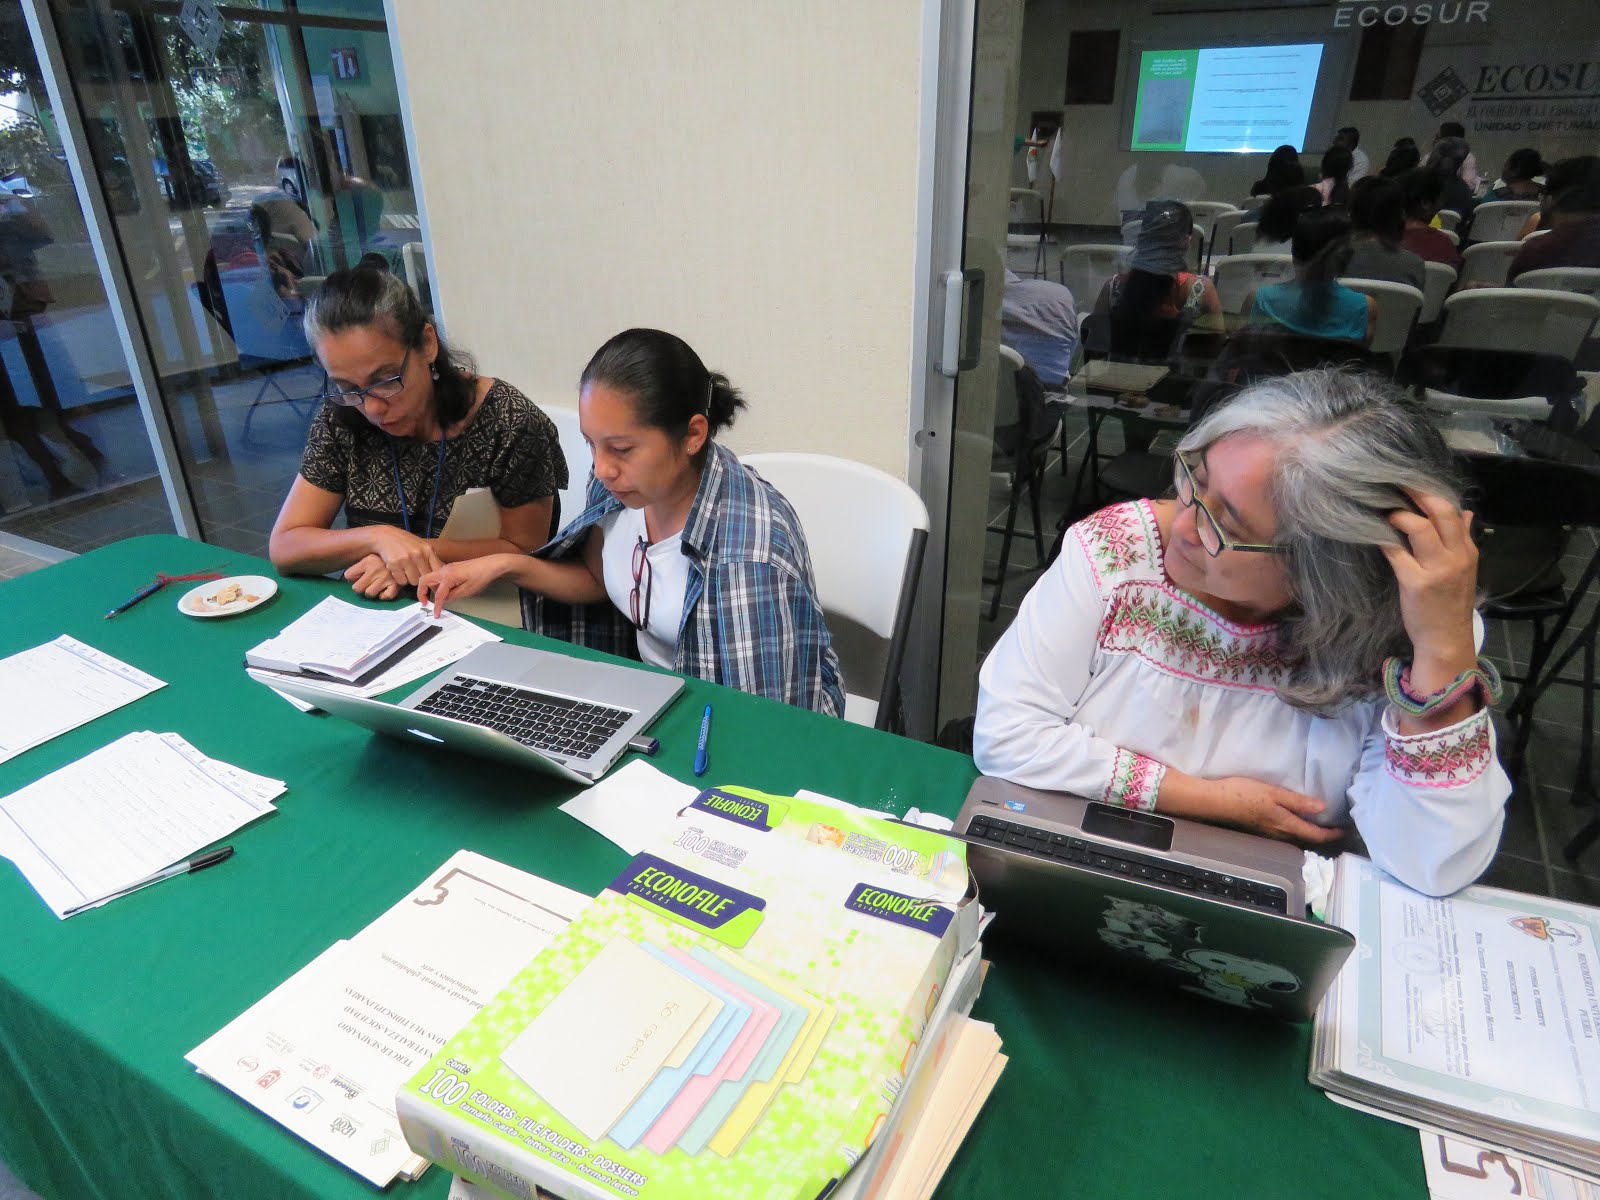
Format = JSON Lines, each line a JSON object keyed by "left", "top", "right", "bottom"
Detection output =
{"left": 245, "top": 597, "right": 442, "bottom": 684}
{"left": 0, "top": 636, "right": 164, "bottom": 764}
{"left": 399, "top": 786, "right": 988, "bottom": 1200}
{"left": 187, "top": 851, "right": 588, "bottom": 1187}
{"left": 1311, "top": 854, "right": 1600, "bottom": 1183}
{"left": 1423, "top": 1131, "right": 1600, "bottom": 1200}
{"left": 0, "top": 731, "right": 282, "bottom": 917}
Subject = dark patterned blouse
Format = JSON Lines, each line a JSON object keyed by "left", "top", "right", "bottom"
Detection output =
{"left": 297, "top": 379, "right": 566, "bottom": 536}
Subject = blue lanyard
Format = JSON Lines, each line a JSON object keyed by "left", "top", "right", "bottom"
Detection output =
{"left": 388, "top": 431, "right": 448, "bottom": 537}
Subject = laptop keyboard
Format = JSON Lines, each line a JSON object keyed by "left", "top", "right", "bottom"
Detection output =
{"left": 414, "top": 675, "right": 631, "bottom": 761}
{"left": 965, "top": 814, "right": 1290, "bottom": 913}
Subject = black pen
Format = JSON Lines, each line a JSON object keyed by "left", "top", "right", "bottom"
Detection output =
{"left": 62, "top": 846, "right": 235, "bottom": 916}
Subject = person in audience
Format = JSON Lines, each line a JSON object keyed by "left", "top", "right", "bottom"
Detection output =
{"left": 270, "top": 255, "right": 566, "bottom": 600}
{"left": 1335, "top": 127, "right": 1370, "bottom": 183}
{"left": 417, "top": 328, "right": 844, "bottom": 716}
{"left": 1252, "top": 185, "right": 1321, "bottom": 255}
{"left": 1438, "top": 121, "right": 1482, "bottom": 193}
{"left": 1508, "top": 156, "right": 1600, "bottom": 281}
{"left": 1093, "top": 200, "right": 1222, "bottom": 337}
{"left": 1001, "top": 268, "right": 1078, "bottom": 389}
{"left": 1379, "top": 137, "right": 1421, "bottom": 179}
{"left": 1400, "top": 168, "right": 1463, "bottom": 269}
{"left": 1313, "top": 146, "right": 1353, "bottom": 206}
{"left": 1345, "top": 176, "right": 1426, "bottom": 291}
{"left": 1245, "top": 209, "right": 1375, "bottom": 343}
{"left": 1489, "top": 148, "right": 1545, "bottom": 201}
{"left": 1250, "top": 145, "right": 1305, "bottom": 198}
{"left": 974, "top": 368, "right": 1508, "bottom": 896}
{"left": 1427, "top": 137, "right": 1477, "bottom": 225}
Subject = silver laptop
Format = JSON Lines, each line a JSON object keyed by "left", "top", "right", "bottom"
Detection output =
{"left": 266, "top": 642, "right": 683, "bottom": 787}
{"left": 954, "top": 776, "right": 1354, "bottom": 1021}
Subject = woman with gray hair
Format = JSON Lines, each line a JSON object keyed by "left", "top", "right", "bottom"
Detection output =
{"left": 270, "top": 254, "right": 566, "bottom": 598}
{"left": 974, "top": 368, "right": 1508, "bottom": 896}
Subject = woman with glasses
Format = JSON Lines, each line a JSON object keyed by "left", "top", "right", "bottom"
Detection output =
{"left": 417, "top": 328, "right": 844, "bottom": 716}
{"left": 973, "top": 369, "right": 1509, "bottom": 896}
{"left": 269, "top": 256, "right": 566, "bottom": 599}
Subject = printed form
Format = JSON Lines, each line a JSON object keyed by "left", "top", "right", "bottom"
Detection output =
{"left": 0, "top": 635, "right": 164, "bottom": 763}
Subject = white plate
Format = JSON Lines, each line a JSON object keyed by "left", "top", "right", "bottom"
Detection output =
{"left": 179, "top": 574, "right": 278, "bottom": 618}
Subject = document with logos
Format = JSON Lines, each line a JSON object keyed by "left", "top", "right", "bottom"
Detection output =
{"left": 187, "top": 852, "right": 587, "bottom": 1186}
{"left": 0, "top": 635, "right": 164, "bottom": 763}
{"left": 1423, "top": 1131, "right": 1600, "bottom": 1200}
{"left": 1311, "top": 854, "right": 1600, "bottom": 1181}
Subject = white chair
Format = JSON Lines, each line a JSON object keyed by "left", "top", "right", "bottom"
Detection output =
{"left": 1210, "top": 253, "right": 1294, "bottom": 314}
{"left": 1008, "top": 188, "right": 1047, "bottom": 278}
{"left": 1457, "top": 240, "right": 1520, "bottom": 290}
{"left": 1439, "top": 288, "right": 1600, "bottom": 361}
{"left": 1516, "top": 267, "right": 1600, "bottom": 302}
{"left": 1059, "top": 243, "right": 1127, "bottom": 309}
{"left": 1419, "top": 260, "right": 1457, "bottom": 324}
{"left": 1437, "top": 209, "right": 1462, "bottom": 233}
{"left": 1229, "top": 221, "right": 1258, "bottom": 254}
{"left": 1469, "top": 200, "right": 1540, "bottom": 243}
{"left": 1186, "top": 201, "right": 1237, "bottom": 267}
{"left": 740, "top": 452, "right": 929, "bottom": 730}
{"left": 1338, "top": 278, "right": 1424, "bottom": 355}
{"left": 436, "top": 490, "right": 524, "bottom": 627}
{"left": 1424, "top": 388, "right": 1553, "bottom": 422}
{"left": 1440, "top": 229, "right": 1460, "bottom": 247}
{"left": 1208, "top": 210, "right": 1244, "bottom": 269}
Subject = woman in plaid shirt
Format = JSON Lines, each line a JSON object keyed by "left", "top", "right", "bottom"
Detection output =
{"left": 419, "top": 329, "right": 844, "bottom": 716}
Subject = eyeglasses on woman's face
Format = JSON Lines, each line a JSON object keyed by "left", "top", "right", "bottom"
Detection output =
{"left": 322, "top": 345, "right": 412, "bottom": 407}
{"left": 1173, "top": 451, "right": 1288, "bottom": 558}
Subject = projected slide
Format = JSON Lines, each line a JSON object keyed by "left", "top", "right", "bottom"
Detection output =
{"left": 1130, "top": 43, "right": 1324, "bottom": 154}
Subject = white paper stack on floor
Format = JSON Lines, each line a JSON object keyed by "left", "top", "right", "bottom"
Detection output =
{"left": 1311, "top": 854, "right": 1600, "bottom": 1182}
{"left": 187, "top": 851, "right": 589, "bottom": 1187}
{"left": 0, "top": 731, "right": 282, "bottom": 917}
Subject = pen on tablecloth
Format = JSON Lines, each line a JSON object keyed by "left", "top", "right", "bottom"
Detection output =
{"left": 104, "top": 569, "right": 227, "bottom": 619}
{"left": 693, "top": 704, "right": 714, "bottom": 777}
{"left": 62, "top": 846, "right": 235, "bottom": 917}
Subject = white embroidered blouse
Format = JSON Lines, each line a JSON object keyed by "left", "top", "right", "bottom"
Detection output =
{"left": 974, "top": 499, "right": 1509, "bottom": 897}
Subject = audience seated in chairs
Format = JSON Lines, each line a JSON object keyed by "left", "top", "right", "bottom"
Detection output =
{"left": 1400, "top": 168, "right": 1464, "bottom": 269}
{"left": 1335, "top": 126, "right": 1371, "bottom": 183}
{"left": 1245, "top": 208, "right": 1376, "bottom": 344}
{"left": 1314, "top": 145, "right": 1353, "bottom": 206}
{"left": 1250, "top": 144, "right": 1306, "bottom": 199}
{"left": 1253, "top": 185, "right": 1321, "bottom": 255}
{"left": 1490, "top": 148, "right": 1546, "bottom": 202}
{"left": 1437, "top": 121, "right": 1482, "bottom": 193}
{"left": 1428, "top": 137, "right": 1478, "bottom": 230}
{"left": 1000, "top": 268, "right": 1078, "bottom": 389}
{"left": 1346, "top": 176, "right": 1427, "bottom": 291}
{"left": 1509, "top": 156, "right": 1600, "bottom": 282}
{"left": 1092, "top": 200, "right": 1224, "bottom": 359}
{"left": 1380, "top": 137, "right": 1421, "bottom": 179}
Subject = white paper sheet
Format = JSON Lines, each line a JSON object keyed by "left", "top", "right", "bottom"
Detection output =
{"left": 0, "top": 731, "right": 282, "bottom": 917}
{"left": 558, "top": 759, "right": 700, "bottom": 853}
{"left": 0, "top": 635, "right": 164, "bottom": 763}
{"left": 1423, "top": 1131, "right": 1600, "bottom": 1199}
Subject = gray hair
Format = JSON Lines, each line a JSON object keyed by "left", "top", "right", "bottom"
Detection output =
{"left": 1176, "top": 368, "right": 1463, "bottom": 714}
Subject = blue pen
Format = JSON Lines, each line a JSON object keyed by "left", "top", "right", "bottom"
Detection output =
{"left": 693, "top": 704, "right": 713, "bottom": 777}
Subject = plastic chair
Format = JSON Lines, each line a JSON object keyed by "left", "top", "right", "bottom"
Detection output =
{"left": 1229, "top": 221, "right": 1258, "bottom": 255}
{"left": 1059, "top": 243, "right": 1127, "bottom": 310}
{"left": 1210, "top": 253, "right": 1294, "bottom": 314}
{"left": 1437, "top": 209, "right": 1462, "bottom": 232}
{"left": 1208, "top": 210, "right": 1244, "bottom": 269}
{"left": 985, "top": 345, "right": 1063, "bottom": 621}
{"left": 543, "top": 406, "right": 591, "bottom": 538}
{"left": 1469, "top": 200, "right": 1540, "bottom": 243}
{"left": 1419, "top": 260, "right": 1458, "bottom": 324}
{"left": 1338, "top": 277, "right": 1423, "bottom": 355}
{"left": 1186, "top": 202, "right": 1237, "bottom": 268}
{"left": 1457, "top": 240, "right": 1520, "bottom": 289}
{"left": 1399, "top": 344, "right": 1583, "bottom": 425}
{"left": 741, "top": 451, "right": 929, "bottom": 731}
{"left": 1008, "top": 188, "right": 1047, "bottom": 279}
{"left": 1516, "top": 267, "right": 1600, "bottom": 303}
{"left": 1439, "top": 289, "right": 1600, "bottom": 362}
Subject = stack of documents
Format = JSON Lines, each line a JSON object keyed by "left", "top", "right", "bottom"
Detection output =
{"left": 187, "top": 851, "right": 588, "bottom": 1187}
{"left": 0, "top": 730, "right": 282, "bottom": 918}
{"left": 399, "top": 785, "right": 992, "bottom": 1200}
{"left": 245, "top": 597, "right": 442, "bottom": 684}
{"left": 1311, "top": 854, "right": 1600, "bottom": 1182}
{"left": 0, "top": 635, "right": 164, "bottom": 764}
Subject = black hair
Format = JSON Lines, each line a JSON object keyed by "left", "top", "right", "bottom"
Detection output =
{"left": 1114, "top": 201, "right": 1193, "bottom": 317}
{"left": 1503, "top": 148, "right": 1545, "bottom": 183}
{"left": 1546, "top": 156, "right": 1600, "bottom": 215}
{"left": 1439, "top": 121, "right": 1466, "bottom": 139}
{"left": 1348, "top": 176, "right": 1405, "bottom": 244}
{"left": 1399, "top": 166, "right": 1444, "bottom": 219}
{"left": 580, "top": 329, "right": 746, "bottom": 457}
{"left": 1258, "top": 185, "right": 1322, "bottom": 241}
{"left": 303, "top": 253, "right": 477, "bottom": 431}
{"left": 1256, "top": 144, "right": 1306, "bottom": 195}
{"left": 1336, "top": 126, "right": 1360, "bottom": 149}
{"left": 1290, "top": 208, "right": 1356, "bottom": 325}
{"left": 1381, "top": 138, "right": 1420, "bottom": 178}
{"left": 1320, "top": 145, "right": 1354, "bottom": 206}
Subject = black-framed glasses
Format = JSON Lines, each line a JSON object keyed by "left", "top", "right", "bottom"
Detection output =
{"left": 1173, "top": 452, "right": 1287, "bottom": 558}
{"left": 321, "top": 346, "right": 412, "bottom": 407}
{"left": 629, "top": 535, "right": 653, "bottom": 630}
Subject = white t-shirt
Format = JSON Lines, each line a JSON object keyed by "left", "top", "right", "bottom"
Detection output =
{"left": 599, "top": 506, "right": 688, "bottom": 668}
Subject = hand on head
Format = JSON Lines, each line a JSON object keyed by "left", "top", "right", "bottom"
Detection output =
{"left": 1379, "top": 488, "right": 1478, "bottom": 665}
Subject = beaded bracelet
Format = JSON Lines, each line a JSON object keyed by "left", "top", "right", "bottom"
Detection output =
{"left": 1382, "top": 656, "right": 1503, "bottom": 717}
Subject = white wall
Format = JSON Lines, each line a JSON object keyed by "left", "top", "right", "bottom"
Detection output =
{"left": 1015, "top": 0, "right": 1600, "bottom": 227}
{"left": 387, "top": 0, "right": 928, "bottom": 480}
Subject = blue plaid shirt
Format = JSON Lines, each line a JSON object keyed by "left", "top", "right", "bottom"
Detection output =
{"left": 521, "top": 442, "right": 844, "bottom": 717}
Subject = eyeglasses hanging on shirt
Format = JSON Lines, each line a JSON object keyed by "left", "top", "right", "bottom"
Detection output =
{"left": 630, "top": 535, "right": 653, "bottom": 630}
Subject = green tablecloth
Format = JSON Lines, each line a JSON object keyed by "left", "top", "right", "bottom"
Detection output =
{"left": 0, "top": 536, "right": 1422, "bottom": 1200}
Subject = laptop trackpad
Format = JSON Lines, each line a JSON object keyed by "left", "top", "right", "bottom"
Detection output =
{"left": 1081, "top": 802, "right": 1174, "bottom": 852}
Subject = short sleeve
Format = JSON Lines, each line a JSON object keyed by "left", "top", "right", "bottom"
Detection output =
{"left": 298, "top": 402, "right": 354, "bottom": 495}
{"left": 486, "top": 386, "right": 568, "bottom": 509}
